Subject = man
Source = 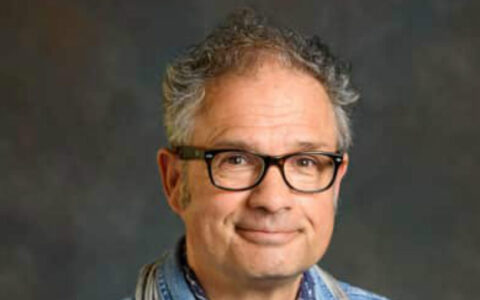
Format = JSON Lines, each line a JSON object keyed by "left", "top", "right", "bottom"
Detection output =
{"left": 135, "top": 8, "right": 389, "bottom": 300}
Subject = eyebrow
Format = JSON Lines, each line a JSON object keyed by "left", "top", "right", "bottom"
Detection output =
{"left": 209, "top": 139, "right": 332, "bottom": 154}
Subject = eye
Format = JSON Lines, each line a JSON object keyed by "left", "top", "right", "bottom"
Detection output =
{"left": 295, "top": 157, "right": 317, "bottom": 167}
{"left": 226, "top": 155, "right": 248, "bottom": 165}
{"left": 213, "top": 151, "right": 261, "bottom": 173}
{"left": 216, "top": 152, "right": 255, "bottom": 168}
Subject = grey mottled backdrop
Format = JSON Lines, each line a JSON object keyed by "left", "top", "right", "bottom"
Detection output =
{"left": 2, "top": 0, "right": 479, "bottom": 299}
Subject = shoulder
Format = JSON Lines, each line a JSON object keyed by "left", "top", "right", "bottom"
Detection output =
{"left": 308, "top": 265, "right": 390, "bottom": 300}
{"left": 338, "top": 281, "right": 390, "bottom": 300}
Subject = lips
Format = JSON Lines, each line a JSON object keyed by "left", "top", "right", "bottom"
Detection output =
{"left": 235, "top": 226, "right": 300, "bottom": 245}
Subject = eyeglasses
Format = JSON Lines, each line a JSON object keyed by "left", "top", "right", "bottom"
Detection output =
{"left": 173, "top": 146, "right": 344, "bottom": 193}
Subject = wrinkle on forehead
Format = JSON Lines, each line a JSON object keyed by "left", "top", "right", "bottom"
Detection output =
{"left": 206, "top": 105, "right": 308, "bottom": 130}
{"left": 203, "top": 123, "right": 312, "bottom": 148}
{"left": 205, "top": 128, "right": 333, "bottom": 155}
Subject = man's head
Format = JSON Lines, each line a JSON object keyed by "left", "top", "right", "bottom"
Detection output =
{"left": 157, "top": 8, "right": 358, "bottom": 295}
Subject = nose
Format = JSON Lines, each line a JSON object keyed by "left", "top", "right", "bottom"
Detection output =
{"left": 246, "top": 165, "right": 293, "bottom": 213}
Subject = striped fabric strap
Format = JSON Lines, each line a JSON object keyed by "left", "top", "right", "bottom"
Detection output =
{"left": 313, "top": 265, "right": 349, "bottom": 300}
{"left": 135, "top": 261, "right": 160, "bottom": 300}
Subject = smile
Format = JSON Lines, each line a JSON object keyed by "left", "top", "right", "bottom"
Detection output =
{"left": 235, "top": 227, "right": 299, "bottom": 246}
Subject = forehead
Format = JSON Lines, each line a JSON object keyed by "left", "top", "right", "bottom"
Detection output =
{"left": 192, "top": 61, "right": 338, "bottom": 153}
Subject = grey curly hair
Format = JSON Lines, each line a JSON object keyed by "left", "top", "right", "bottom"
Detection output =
{"left": 162, "top": 8, "right": 359, "bottom": 152}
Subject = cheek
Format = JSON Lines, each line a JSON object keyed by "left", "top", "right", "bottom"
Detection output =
{"left": 303, "top": 194, "right": 336, "bottom": 242}
{"left": 183, "top": 186, "right": 250, "bottom": 260}
{"left": 185, "top": 164, "right": 248, "bottom": 232}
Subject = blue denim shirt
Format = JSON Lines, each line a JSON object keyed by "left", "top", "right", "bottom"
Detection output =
{"left": 132, "top": 239, "right": 390, "bottom": 300}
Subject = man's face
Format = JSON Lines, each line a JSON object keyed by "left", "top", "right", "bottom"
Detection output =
{"left": 164, "top": 60, "right": 348, "bottom": 285}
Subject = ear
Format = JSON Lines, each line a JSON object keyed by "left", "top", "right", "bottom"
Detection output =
{"left": 157, "top": 148, "right": 184, "bottom": 215}
{"left": 333, "top": 153, "right": 349, "bottom": 198}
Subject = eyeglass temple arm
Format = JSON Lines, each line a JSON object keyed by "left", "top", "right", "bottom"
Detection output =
{"left": 172, "top": 146, "right": 205, "bottom": 159}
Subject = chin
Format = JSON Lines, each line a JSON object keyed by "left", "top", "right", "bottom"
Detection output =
{"left": 248, "top": 265, "right": 305, "bottom": 280}
{"left": 226, "top": 231, "right": 325, "bottom": 281}
{"left": 233, "top": 248, "right": 313, "bottom": 281}
{"left": 233, "top": 261, "right": 308, "bottom": 289}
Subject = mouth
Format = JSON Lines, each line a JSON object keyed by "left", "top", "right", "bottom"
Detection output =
{"left": 235, "top": 226, "right": 299, "bottom": 246}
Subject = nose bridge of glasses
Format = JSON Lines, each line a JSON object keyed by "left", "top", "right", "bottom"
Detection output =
{"left": 257, "top": 155, "right": 288, "bottom": 185}
{"left": 262, "top": 155, "right": 287, "bottom": 171}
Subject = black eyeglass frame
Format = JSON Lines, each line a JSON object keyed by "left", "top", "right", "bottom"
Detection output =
{"left": 173, "top": 145, "right": 344, "bottom": 193}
